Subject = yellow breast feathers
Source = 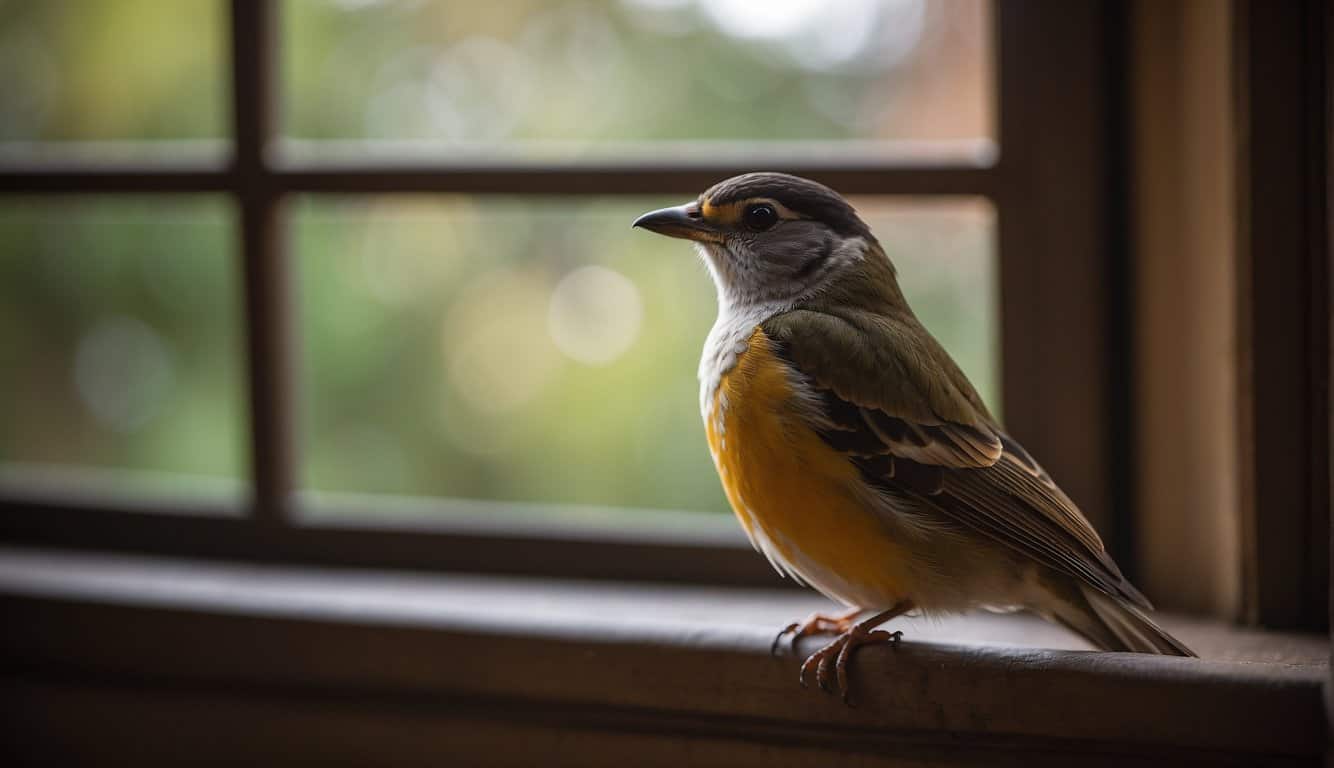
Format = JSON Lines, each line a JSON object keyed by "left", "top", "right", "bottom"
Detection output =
{"left": 704, "top": 328, "right": 914, "bottom": 608}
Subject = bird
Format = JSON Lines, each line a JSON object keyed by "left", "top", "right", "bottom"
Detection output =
{"left": 632, "top": 172, "right": 1194, "bottom": 702}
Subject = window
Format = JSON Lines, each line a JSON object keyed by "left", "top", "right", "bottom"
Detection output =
{"left": 2, "top": 0, "right": 1013, "bottom": 559}
{"left": 0, "top": 1, "right": 1324, "bottom": 625}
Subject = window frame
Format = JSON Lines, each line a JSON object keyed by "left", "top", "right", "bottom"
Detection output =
{"left": 0, "top": 0, "right": 1252, "bottom": 609}
{"left": 1231, "top": 0, "right": 1330, "bottom": 630}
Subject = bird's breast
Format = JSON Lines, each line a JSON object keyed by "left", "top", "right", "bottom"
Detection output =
{"left": 703, "top": 327, "right": 915, "bottom": 608}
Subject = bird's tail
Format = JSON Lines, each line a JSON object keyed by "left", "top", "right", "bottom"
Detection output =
{"left": 1047, "top": 582, "right": 1196, "bottom": 657}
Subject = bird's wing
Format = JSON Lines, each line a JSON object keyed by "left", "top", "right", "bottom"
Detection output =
{"left": 760, "top": 310, "right": 1150, "bottom": 609}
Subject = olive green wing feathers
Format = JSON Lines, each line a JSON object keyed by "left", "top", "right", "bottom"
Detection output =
{"left": 760, "top": 309, "right": 1150, "bottom": 610}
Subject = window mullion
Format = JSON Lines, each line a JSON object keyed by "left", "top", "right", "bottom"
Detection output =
{"left": 231, "top": 0, "right": 293, "bottom": 527}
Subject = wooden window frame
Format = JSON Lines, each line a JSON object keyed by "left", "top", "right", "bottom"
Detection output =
{"left": 1232, "top": 0, "right": 1330, "bottom": 631}
{"left": 0, "top": 0, "right": 1325, "bottom": 634}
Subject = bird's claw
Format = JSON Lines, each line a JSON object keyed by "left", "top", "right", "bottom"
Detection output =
{"left": 770, "top": 622, "right": 802, "bottom": 656}
{"left": 771, "top": 608, "right": 861, "bottom": 657}
{"left": 796, "top": 625, "right": 904, "bottom": 705}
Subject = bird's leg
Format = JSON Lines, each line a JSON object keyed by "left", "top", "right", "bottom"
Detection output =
{"left": 770, "top": 606, "right": 864, "bottom": 656}
{"left": 798, "top": 600, "right": 915, "bottom": 705}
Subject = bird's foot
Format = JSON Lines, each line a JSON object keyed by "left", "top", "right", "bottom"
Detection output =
{"left": 770, "top": 607, "right": 864, "bottom": 656}
{"left": 798, "top": 624, "right": 904, "bottom": 705}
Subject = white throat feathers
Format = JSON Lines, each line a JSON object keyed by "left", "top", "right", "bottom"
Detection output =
{"left": 695, "top": 236, "right": 869, "bottom": 418}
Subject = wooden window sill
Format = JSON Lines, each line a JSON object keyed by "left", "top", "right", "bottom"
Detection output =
{"left": 1, "top": 547, "right": 1326, "bottom": 765}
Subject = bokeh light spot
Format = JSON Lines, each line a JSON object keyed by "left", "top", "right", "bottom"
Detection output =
{"left": 548, "top": 265, "right": 644, "bottom": 366}
{"left": 442, "top": 268, "right": 561, "bottom": 413}
{"left": 73, "top": 315, "right": 176, "bottom": 434}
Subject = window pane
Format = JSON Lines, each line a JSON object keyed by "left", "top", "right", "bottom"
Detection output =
{"left": 0, "top": 198, "right": 245, "bottom": 495}
{"left": 0, "top": 0, "right": 226, "bottom": 145}
{"left": 295, "top": 196, "right": 994, "bottom": 514}
{"left": 282, "top": 0, "right": 991, "bottom": 150}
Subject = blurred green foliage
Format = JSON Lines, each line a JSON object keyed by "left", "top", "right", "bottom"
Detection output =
{"left": 0, "top": 199, "right": 244, "bottom": 480}
{"left": 0, "top": 0, "right": 224, "bottom": 141}
{"left": 0, "top": 0, "right": 994, "bottom": 514}
{"left": 282, "top": 0, "right": 990, "bottom": 145}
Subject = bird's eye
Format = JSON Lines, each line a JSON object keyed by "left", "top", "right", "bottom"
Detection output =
{"left": 742, "top": 203, "right": 778, "bottom": 232}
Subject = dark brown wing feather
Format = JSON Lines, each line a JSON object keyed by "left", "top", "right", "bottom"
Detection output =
{"left": 761, "top": 313, "right": 1151, "bottom": 610}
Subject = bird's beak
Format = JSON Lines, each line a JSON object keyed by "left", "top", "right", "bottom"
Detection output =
{"left": 632, "top": 203, "right": 721, "bottom": 243}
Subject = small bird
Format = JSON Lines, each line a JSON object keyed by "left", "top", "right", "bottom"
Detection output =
{"left": 633, "top": 172, "right": 1194, "bottom": 701}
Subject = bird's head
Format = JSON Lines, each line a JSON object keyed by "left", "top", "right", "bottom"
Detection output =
{"left": 633, "top": 172, "right": 899, "bottom": 311}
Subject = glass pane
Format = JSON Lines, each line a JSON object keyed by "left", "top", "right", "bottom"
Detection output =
{"left": 0, "top": 198, "right": 245, "bottom": 495}
{"left": 295, "top": 196, "right": 994, "bottom": 514}
{"left": 0, "top": 0, "right": 226, "bottom": 145}
{"left": 282, "top": 0, "right": 991, "bottom": 151}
